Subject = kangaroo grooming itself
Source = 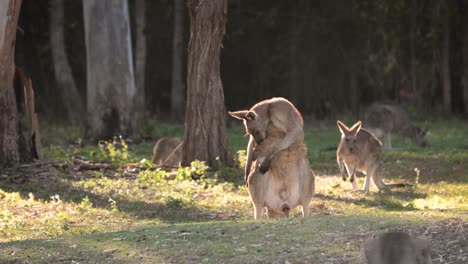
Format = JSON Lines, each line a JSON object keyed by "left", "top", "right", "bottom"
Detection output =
{"left": 364, "top": 102, "right": 428, "bottom": 150}
{"left": 336, "top": 120, "right": 406, "bottom": 191}
{"left": 365, "top": 231, "right": 432, "bottom": 264}
{"left": 151, "top": 137, "right": 182, "bottom": 167}
{"left": 228, "top": 97, "right": 304, "bottom": 181}
{"left": 229, "top": 97, "right": 315, "bottom": 219}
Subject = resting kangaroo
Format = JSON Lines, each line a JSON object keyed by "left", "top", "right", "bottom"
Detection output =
{"left": 151, "top": 137, "right": 182, "bottom": 167}
{"left": 336, "top": 120, "right": 405, "bottom": 191}
{"left": 365, "top": 231, "right": 432, "bottom": 264}
{"left": 364, "top": 103, "right": 428, "bottom": 150}
{"left": 229, "top": 97, "right": 315, "bottom": 219}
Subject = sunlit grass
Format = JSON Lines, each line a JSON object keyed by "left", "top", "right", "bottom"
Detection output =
{"left": 0, "top": 118, "right": 467, "bottom": 263}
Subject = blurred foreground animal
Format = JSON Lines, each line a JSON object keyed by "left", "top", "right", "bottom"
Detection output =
{"left": 229, "top": 97, "right": 315, "bottom": 219}
{"left": 336, "top": 120, "right": 406, "bottom": 191}
{"left": 364, "top": 103, "right": 428, "bottom": 150}
{"left": 365, "top": 231, "right": 432, "bottom": 264}
{"left": 151, "top": 137, "right": 182, "bottom": 167}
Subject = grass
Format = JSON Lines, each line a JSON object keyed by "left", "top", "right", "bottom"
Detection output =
{"left": 0, "top": 118, "right": 467, "bottom": 263}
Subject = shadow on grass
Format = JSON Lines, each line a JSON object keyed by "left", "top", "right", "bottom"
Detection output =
{"left": 314, "top": 188, "right": 427, "bottom": 212}
{"left": 0, "top": 168, "right": 234, "bottom": 223}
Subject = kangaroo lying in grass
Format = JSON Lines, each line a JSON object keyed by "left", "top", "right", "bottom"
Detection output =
{"left": 336, "top": 120, "right": 406, "bottom": 192}
{"left": 229, "top": 97, "right": 315, "bottom": 219}
{"left": 364, "top": 102, "right": 428, "bottom": 150}
{"left": 365, "top": 231, "right": 432, "bottom": 264}
{"left": 151, "top": 137, "right": 182, "bottom": 167}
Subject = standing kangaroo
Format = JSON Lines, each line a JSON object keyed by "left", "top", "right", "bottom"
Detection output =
{"left": 364, "top": 103, "right": 428, "bottom": 150}
{"left": 365, "top": 231, "right": 432, "bottom": 264}
{"left": 336, "top": 120, "right": 405, "bottom": 191}
{"left": 229, "top": 97, "right": 315, "bottom": 219}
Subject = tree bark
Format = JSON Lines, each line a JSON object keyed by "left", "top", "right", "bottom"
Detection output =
{"left": 133, "top": 0, "right": 146, "bottom": 135}
{"left": 50, "top": 0, "right": 85, "bottom": 126}
{"left": 348, "top": 49, "right": 359, "bottom": 115}
{"left": 171, "top": 0, "right": 186, "bottom": 122}
{"left": 409, "top": 0, "right": 418, "bottom": 107}
{"left": 0, "top": 0, "right": 22, "bottom": 165}
{"left": 183, "top": 0, "right": 232, "bottom": 169}
{"left": 441, "top": 7, "right": 452, "bottom": 114}
{"left": 83, "top": 0, "right": 137, "bottom": 140}
{"left": 462, "top": 2, "right": 468, "bottom": 118}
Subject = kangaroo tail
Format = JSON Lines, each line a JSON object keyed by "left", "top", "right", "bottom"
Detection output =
{"left": 282, "top": 204, "right": 290, "bottom": 218}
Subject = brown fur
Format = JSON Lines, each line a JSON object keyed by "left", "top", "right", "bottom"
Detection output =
{"left": 364, "top": 103, "right": 428, "bottom": 150}
{"left": 229, "top": 97, "right": 314, "bottom": 219}
{"left": 336, "top": 120, "right": 405, "bottom": 191}
{"left": 365, "top": 231, "right": 432, "bottom": 264}
{"left": 228, "top": 97, "right": 304, "bottom": 179}
{"left": 151, "top": 137, "right": 182, "bottom": 167}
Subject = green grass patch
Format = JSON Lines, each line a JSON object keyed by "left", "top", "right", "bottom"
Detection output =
{"left": 0, "top": 118, "right": 467, "bottom": 263}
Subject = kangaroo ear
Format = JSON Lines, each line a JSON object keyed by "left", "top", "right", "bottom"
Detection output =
{"left": 228, "top": 110, "right": 249, "bottom": 120}
{"left": 336, "top": 120, "right": 349, "bottom": 135}
{"left": 245, "top": 111, "right": 257, "bottom": 120}
{"left": 349, "top": 121, "right": 362, "bottom": 136}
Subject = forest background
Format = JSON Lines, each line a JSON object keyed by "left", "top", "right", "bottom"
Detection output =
{"left": 17, "top": 0, "right": 468, "bottom": 126}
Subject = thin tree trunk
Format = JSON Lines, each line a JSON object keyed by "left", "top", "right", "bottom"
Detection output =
{"left": 50, "top": 0, "right": 85, "bottom": 126}
{"left": 171, "top": 0, "right": 186, "bottom": 122}
{"left": 441, "top": 8, "right": 452, "bottom": 114}
{"left": 349, "top": 50, "right": 359, "bottom": 115}
{"left": 409, "top": 0, "right": 418, "bottom": 107}
{"left": 462, "top": 3, "right": 468, "bottom": 118}
{"left": 0, "top": 0, "right": 22, "bottom": 165}
{"left": 182, "top": 0, "right": 232, "bottom": 169}
{"left": 133, "top": 0, "right": 146, "bottom": 136}
{"left": 83, "top": 0, "right": 136, "bottom": 140}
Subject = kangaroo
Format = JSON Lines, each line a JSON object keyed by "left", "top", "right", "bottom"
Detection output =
{"left": 336, "top": 120, "right": 406, "bottom": 191}
{"left": 151, "top": 137, "right": 182, "bottom": 167}
{"left": 229, "top": 97, "right": 315, "bottom": 219}
{"left": 365, "top": 231, "right": 432, "bottom": 264}
{"left": 364, "top": 103, "right": 428, "bottom": 150}
{"left": 228, "top": 97, "right": 305, "bottom": 181}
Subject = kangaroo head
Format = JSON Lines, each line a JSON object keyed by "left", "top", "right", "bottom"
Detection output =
{"left": 402, "top": 126, "right": 428, "bottom": 147}
{"left": 229, "top": 110, "right": 268, "bottom": 144}
{"left": 337, "top": 120, "right": 362, "bottom": 153}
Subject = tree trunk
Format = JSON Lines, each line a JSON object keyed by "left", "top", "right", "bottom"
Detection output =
{"left": 83, "top": 0, "right": 137, "bottom": 140}
{"left": 50, "top": 0, "right": 85, "bottom": 126}
{"left": 349, "top": 50, "right": 359, "bottom": 115}
{"left": 183, "top": 0, "right": 232, "bottom": 169}
{"left": 133, "top": 0, "right": 146, "bottom": 135}
{"left": 409, "top": 0, "right": 418, "bottom": 108}
{"left": 441, "top": 8, "right": 452, "bottom": 114}
{"left": 0, "top": 0, "right": 22, "bottom": 165}
{"left": 171, "top": 0, "right": 186, "bottom": 122}
{"left": 462, "top": 3, "right": 468, "bottom": 118}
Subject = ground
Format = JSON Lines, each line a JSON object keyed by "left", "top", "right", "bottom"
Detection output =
{"left": 0, "top": 119, "right": 467, "bottom": 263}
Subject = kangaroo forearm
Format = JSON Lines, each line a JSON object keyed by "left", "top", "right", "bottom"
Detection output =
{"left": 245, "top": 136, "right": 255, "bottom": 179}
{"left": 266, "top": 127, "right": 303, "bottom": 159}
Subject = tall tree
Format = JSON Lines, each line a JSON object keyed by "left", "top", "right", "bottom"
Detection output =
{"left": 441, "top": 2, "right": 452, "bottom": 114}
{"left": 171, "top": 0, "right": 186, "bottom": 122}
{"left": 0, "top": 0, "right": 22, "bottom": 164}
{"left": 83, "top": 0, "right": 136, "bottom": 140}
{"left": 50, "top": 0, "right": 85, "bottom": 125}
{"left": 182, "top": 0, "right": 232, "bottom": 169}
{"left": 462, "top": 2, "right": 468, "bottom": 118}
{"left": 133, "top": 0, "right": 146, "bottom": 135}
